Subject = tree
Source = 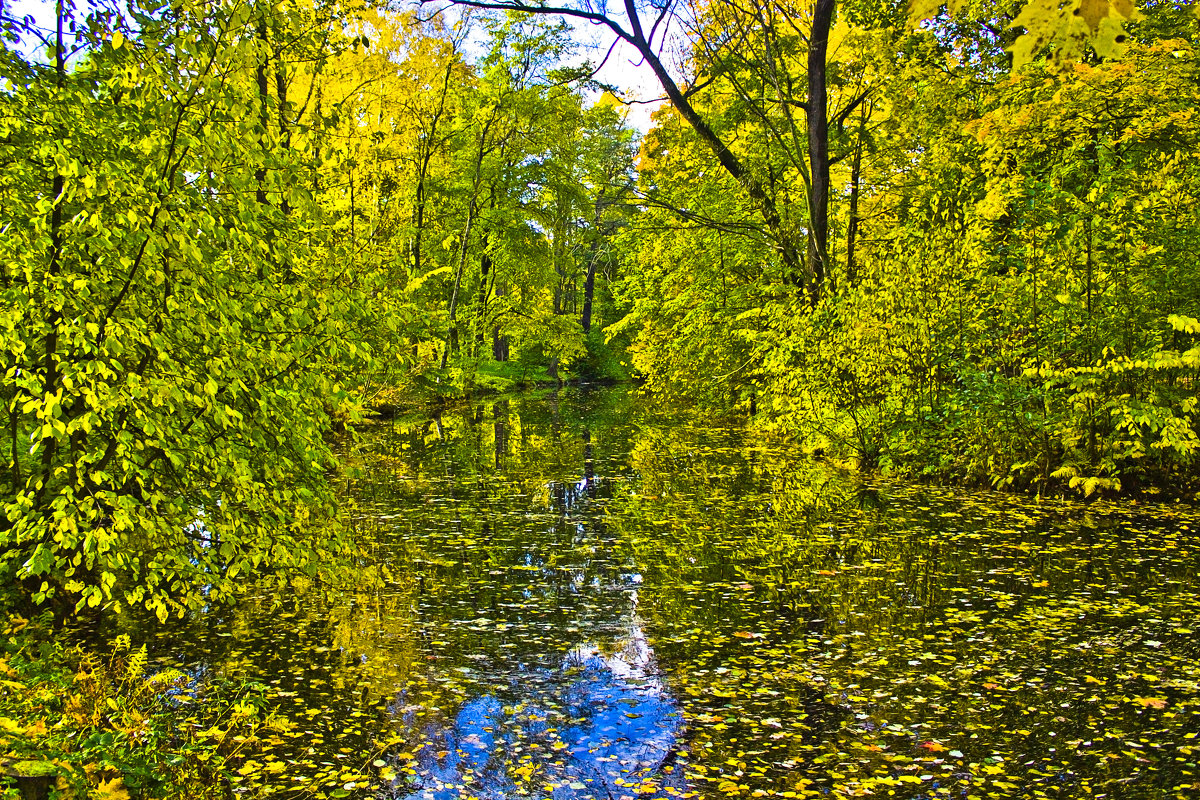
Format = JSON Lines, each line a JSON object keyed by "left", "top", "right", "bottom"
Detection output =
{"left": 0, "top": 0, "right": 371, "bottom": 618}
{"left": 425, "top": 0, "right": 840, "bottom": 301}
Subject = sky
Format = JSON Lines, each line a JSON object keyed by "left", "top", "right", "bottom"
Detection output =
{"left": 588, "top": 41, "right": 666, "bottom": 133}
{"left": 429, "top": 0, "right": 671, "bottom": 133}
{"left": 3, "top": 0, "right": 668, "bottom": 131}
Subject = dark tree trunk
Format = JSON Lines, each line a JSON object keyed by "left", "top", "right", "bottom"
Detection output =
{"left": 845, "top": 123, "right": 863, "bottom": 289}
{"left": 37, "top": 0, "right": 68, "bottom": 497}
{"left": 492, "top": 329, "right": 509, "bottom": 361}
{"left": 411, "top": 58, "right": 458, "bottom": 272}
{"left": 806, "top": 0, "right": 835, "bottom": 302}
{"left": 276, "top": 50, "right": 290, "bottom": 217}
{"left": 441, "top": 123, "right": 491, "bottom": 370}
{"left": 492, "top": 280, "right": 508, "bottom": 360}
{"left": 605, "top": 0, "right": 805, "bottom": 282}
{"left": 411, "top": 156, "right": 429, "bottom": 274}
{"left": 476, "top": 234, "right": 492, "bottom": 350}
{"left": 581, "top": 253, "right": 597, "bottom": 335}
{"left": 255, "top": 19, "right": 270, "bottom": 210}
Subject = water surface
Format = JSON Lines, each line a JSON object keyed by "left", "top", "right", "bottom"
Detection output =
{"left": 121, "top": 388, "right": 1200, "bottom": 799}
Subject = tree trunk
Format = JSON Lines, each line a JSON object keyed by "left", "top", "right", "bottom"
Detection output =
{"left": 806, "top": 0, "right": 835, "bottom": 302}
{"left": 36, "top": 0, "right": 68, "bottom": 499}
{"left": 255, "top": 19, "right": 270, "bottom": 210}
{"left": 476, "top": 234, "right": 492, "bottom": 351}
{"left": 443, "top": 206, "right": 473, "bottom": 369}
{"left": 275, "top": 47, "right": 290, "bottom": 217}
{"left": 411, "top": 153, "right": 430, "bottom": 274}
{"left": 608, "top": 0, "right": 805, "bottom": 282}
{"left": 441, "top": 120, "right": 492, "bottom": 370}
{"left": 492, "top": 279, "right": 509, "bottom": 360}
{"left": 492, "top": 327, "right": 509, "bottom": 361}
{"left": 581, "top": 253, "right": 597, "bottom": 335}
{"left": 845, "top": 114, "right": 864, "bottom": 289}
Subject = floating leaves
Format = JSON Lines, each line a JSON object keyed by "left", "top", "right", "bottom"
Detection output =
{"left": 105, "top": 390, "right": 1200, "bottom": 799}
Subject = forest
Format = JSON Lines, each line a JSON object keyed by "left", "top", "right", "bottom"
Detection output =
{"left": 1, "top": 0, "right": 1199, "bottom": 797}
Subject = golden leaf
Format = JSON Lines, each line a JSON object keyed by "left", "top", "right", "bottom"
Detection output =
{"left": 95, "top": 777, "right": 131, "bottom": 800}
{"left": 1133, "top": 697, "right": 1167, "bottom": 710}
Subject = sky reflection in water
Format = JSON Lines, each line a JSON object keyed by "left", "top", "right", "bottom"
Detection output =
{"left": 399, "top": 445, "right": 683, "bottom": 800}
{"left": 401, "top": 613, "right": 683, "bottom": 800}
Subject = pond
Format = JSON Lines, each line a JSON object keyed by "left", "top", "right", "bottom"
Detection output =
{"left": 114, "top": 387, "right": 1200, "bottom": 799}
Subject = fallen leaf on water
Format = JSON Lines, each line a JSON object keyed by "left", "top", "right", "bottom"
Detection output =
{"left": 1133, "top": 697, "right": 1167, "bottom": 709}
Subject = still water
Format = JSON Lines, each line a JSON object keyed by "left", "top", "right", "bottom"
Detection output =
{"left": 122, "top": 388, "right": 1200, "bottom": 799}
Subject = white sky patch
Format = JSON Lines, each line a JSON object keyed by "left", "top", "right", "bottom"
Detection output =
{"left": 589, "top": 36, "right": 665, "bottom": 134}
{"left": 5, "top": 0, "right": 56, "bottom": 60}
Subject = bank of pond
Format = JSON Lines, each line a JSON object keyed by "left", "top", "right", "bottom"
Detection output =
{"left": 4, "top": 387, "right": 1199, "bottom": 799}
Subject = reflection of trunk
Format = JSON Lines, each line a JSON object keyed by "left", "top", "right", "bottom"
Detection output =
{"left": 583, "top": 428, "right": 595, "bottom": 498}
{"left": 494, "top": 400, "right": 509, "bottom": 469}
{"left": 549, "top": 390, "right": 560, "bottom": 442}
{"left": 806, "top": 0, "right": 835, "bottom": 301}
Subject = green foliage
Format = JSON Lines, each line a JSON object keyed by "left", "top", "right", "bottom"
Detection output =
{"left": 318, "top": 11, "right": 637, "bottom": 401}
{"left": 0, "top": 614, "right": 271, "bottom": 798}
{"left": 620, "top": 23, "right": 1200, "bottom": 495}
{"left": 0, "top": 0, "right": 375, "bottom": 617}
{"left": 909, "top": 0, "right": 1139, "bottom": 66}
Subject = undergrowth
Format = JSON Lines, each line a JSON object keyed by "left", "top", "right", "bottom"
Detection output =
{"left": 0, "top": 613, "right": 274, "bottom": 799}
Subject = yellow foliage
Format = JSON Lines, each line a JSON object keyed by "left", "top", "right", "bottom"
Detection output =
{"left": 94, "top": 777, "right": 131, "bottom": 800}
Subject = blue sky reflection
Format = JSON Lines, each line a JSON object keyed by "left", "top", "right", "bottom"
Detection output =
{"left": 400, "top": 615, "right": 683, "bottom": 800}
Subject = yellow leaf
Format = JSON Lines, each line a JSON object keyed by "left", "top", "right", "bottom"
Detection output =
{"left": 1133, "top": 697, "right": 1167, "bottom": 710}
{"left": 96, "top": 777, "right": 130, "bottom": 800}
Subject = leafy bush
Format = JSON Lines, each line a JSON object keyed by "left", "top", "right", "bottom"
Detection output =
{"left": 0, "top": 614, "right": 273, "bottom": 799}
